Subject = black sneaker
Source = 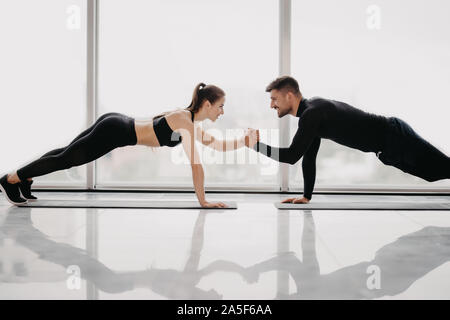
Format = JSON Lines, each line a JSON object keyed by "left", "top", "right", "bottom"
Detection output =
{"left": 0, "top": 174, "right": 28, "bottom": 205}
{"left": 19, "top": 179, "right": 37, "bottom": 201}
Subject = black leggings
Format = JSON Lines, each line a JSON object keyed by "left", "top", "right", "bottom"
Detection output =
{"left": 378, "top": 117, "right": 450, "bottom": 182}
{"left": 17, "top": 112, "right": 137, "bottom": 181}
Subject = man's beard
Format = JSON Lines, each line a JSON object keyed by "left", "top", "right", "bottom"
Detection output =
{"left": 278, "top": 108, "right": 289, "bottom": 118}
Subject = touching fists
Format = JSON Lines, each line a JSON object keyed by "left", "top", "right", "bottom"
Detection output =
{"left": 244, "top": 128, "right": 260, "bottom": 148}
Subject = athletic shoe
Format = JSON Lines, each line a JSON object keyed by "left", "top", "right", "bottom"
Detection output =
{"left": 0, "top": 174, "right": 28, "bottom": 205}
{"left": 19, "top": 179, "right": 38, "bottom": 201}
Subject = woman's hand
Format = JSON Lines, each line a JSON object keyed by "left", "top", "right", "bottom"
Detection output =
{"left": 281, "top": 197, "right": 310, "bottom": 204}
{"left": 200, "top": 201, "right": 229, "bottom": 208}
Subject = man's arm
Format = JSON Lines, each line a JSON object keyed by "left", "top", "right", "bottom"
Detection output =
{"left": 280, "top": 137, "right": 321, "bottom": 204}
{"left": 302, "top": 137, "right": 321, "bottom": 200}
{"left": 253, "top": 110, "right": 320, "bottom": 165}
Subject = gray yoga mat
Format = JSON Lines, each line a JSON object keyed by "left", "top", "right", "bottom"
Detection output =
{"left": 275, "top": 201, "right": 450, "bottom": 211}
{"left": 18, "top": 199, "right": 237, "bottom": 209}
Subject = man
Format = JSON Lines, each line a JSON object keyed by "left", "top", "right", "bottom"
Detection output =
{"left": 252, "top": 76, "right": 450, "bottom": 203}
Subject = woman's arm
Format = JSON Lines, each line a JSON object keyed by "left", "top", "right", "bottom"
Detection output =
{"left": 195, "top": 126, "right": 259, "bottom": 152}
{"left": 179, "top": 121, "right": 227, "bottom": 208}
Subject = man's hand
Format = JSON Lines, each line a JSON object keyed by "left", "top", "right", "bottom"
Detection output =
{"left": 244, "top": 128, "right": 260, "bottom": 148}
{"left": 281, "top": 197, "right": 310, "bottom": 204}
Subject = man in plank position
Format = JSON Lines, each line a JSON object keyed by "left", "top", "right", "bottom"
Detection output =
{"left": 252, "top": 76, "right": 450, "bottom": 203}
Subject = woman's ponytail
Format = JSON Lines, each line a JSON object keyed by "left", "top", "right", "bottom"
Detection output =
{"left": 153, "top": 82, "right": 224, "bottom": 120}
{"left": 186, "top": 82, "right": 206, "bottom": 111}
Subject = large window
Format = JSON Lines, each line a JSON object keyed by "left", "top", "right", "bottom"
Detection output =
{"left": 290, "top": 0, "right": 450, "bottom": 190}
{"left": 1, "top": 0, "right": 448, "bottom": 191}
{"left": 97, "top": 0, "right": 279, "bottom": 188}
{"left": 0, "top": 0, "right": 87, "bottom": 186}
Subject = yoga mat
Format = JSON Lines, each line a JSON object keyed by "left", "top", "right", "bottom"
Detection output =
{"left": 275, "top": 201, "right": 450, "bottom": 211}
{"left": 18, "top": 199, "right": 237, "bottom": 209}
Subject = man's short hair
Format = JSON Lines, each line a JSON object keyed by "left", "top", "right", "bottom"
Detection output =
{"left": 266, "top": 76, "right": 301, "bottom": 96}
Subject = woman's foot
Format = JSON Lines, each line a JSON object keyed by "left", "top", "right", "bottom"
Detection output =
{"left": 0, "top": 174, "right": 28, "bottom": 205}
{"left": 19, "top": 179, "right": 38, "bottom": 201}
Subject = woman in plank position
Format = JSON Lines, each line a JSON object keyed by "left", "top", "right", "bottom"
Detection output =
{"left": 0, "top": 83, "right": 259, "bottom": 207}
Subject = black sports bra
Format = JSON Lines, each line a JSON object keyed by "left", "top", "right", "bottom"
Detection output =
{"left": 153, "top": 110, "right": 195, "bottom": 147}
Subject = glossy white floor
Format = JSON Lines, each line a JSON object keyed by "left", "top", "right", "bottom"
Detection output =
{"left": 1, "top": 192, "right": 449, "bottom": 300}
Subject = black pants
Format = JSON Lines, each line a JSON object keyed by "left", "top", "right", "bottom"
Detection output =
{"left": 378, "top": 117, "right": 450, "bottom": 182}
{"left": 17, "top": 112, "right": 137, "bottom": 181}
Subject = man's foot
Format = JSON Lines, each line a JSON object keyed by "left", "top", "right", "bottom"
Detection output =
{"left": 0, "top": 174, "right": 28, "bottom": 205}
{"left": 19, "top": 179, "right": 38, "bottom": 201}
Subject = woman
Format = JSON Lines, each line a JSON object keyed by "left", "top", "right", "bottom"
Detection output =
{"left": 0, "top": 83, "right": 259, "bottom": 207}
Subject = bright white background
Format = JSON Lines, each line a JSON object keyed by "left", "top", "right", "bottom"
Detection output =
{"left": 0, "top": 0, "right": 87, "bottom": 186}
{"left": 290, "top": 0, "right": 450, "bottom": 189}
{"left": 0, "top": 0, "right": 449, "bottom": 189}
{"left": 96, "top": 0, "right": 279, "bottom": 188}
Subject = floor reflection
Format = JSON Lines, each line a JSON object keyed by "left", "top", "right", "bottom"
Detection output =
{"left": 0, "top": 207, "right": 250, "bottom": 299}
{"left": 0, "top": 207, "right": 449, "bottom": 299}
{"left": 244, "top": 211, "right": 450, "bottom": 299}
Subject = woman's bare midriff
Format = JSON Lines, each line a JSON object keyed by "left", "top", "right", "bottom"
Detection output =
{"left": 134, "top": 119, "right": 160, "bottom": 147}
{"left": 133, "top": 110, "right": 190, "bottom": 147}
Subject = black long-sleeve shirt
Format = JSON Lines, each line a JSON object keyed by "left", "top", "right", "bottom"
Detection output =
{"left": 255, "top": 97, "right": 390, "bottom": 199}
